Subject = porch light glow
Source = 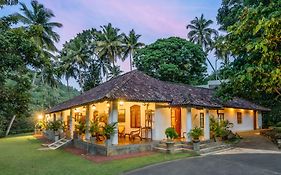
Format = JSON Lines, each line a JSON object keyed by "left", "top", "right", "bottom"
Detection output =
{"left": 74, "top": 108, "right": 79, "bottom": 112}
{"left": 119, "top": 101, "right": 124, "bottom": 106}
{"left": 38, "top": 114, "right": 43, "bottom": 120}
{"left": 92, "top": 105, "right": 96, "bottom": 110}
{"left": 107, "top": 102, "right": 110, "bottom": 107}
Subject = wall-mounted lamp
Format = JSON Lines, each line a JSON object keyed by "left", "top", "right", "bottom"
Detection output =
{"left": 74, "top": 108, "right": 80, "bottom": 113}
{"left": 92, "top": 104, "right": 96, "bottom": 110}
{"left": 119, "top": 101, "right": 124, "bottom": 106}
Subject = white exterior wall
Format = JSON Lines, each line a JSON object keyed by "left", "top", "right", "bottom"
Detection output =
{"left": 153, "top": 105, "right": 171, "bottom": 140}
{"left": 217, "top": 108, "right": 255, "bottom": 132}
{"left": 118, "top": 102, "right": 155, "bottom": 134}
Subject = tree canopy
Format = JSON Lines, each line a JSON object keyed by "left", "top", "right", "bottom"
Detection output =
{"left": 216, "top": 0, "right": 281, "bottom": 125}
{"left": 134, "top": 37, "right": 207, "bottom": 85}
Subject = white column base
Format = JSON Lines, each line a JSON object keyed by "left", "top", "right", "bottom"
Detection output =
{"left": 186, "top": 107, "right": 192, "bottom": 142}
{"left": 204, "top": 109, "right": 210, "bottom": 140}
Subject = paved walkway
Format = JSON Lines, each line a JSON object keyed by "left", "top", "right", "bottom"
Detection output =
{"left": 235, "top": 130, "right": 279, "bottom": 151}
{"left": 125, "top": 130, "right": 281, "bottom": 175}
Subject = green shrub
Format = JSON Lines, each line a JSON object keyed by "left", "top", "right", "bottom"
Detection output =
{"left": 90, "top": 119, "right": 99, "bottom": 137}
{"left": 102, "top": 122, "right": 117, "bottom": 140}
{"left": 276, "top": 122, "right": 281, "bottom": 127}
{"left": 188, "top": 127, "right": 203, "bottom": 140}
{"left": 48, "top": 120, "right": 63, "bottom": 131}
{"left": 165, "top": 127, "right": 178, "bottom": 140}
{"left": 75, "top": 119, "right": 86, "bottom": 135}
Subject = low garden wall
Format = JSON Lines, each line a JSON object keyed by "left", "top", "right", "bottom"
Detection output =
{"left": 73, "top": 139, "right": 154, "bottom": 156}
{"left": 43, "top": 130, "right": 55, "bottom": 141}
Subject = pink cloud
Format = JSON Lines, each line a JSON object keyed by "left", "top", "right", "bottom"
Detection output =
{"left": 78, "top": 0, "right": 187, "bottom": 38}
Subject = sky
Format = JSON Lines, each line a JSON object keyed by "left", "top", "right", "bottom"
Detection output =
{"left": 1, "top": 0, "right": 222, "bottom": 90}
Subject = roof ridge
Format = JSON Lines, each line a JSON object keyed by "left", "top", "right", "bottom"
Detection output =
{"left": 105, "top": 70, "right": 137, "bottom": 99}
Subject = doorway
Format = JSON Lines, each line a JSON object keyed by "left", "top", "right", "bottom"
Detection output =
{"left": 171, "top": 108, "right": 181, "bottom": 137}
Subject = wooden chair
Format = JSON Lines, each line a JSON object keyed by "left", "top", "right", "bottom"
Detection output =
{"left": 129, "top": 128, "right": 142, "bottom": 141}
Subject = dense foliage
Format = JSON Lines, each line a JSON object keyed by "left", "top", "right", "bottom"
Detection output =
{"left": 135, "top": 37, "right": 207, "bottom": 85}
{"left": 216, "top": 0, "right": 281, "bottom": 125}
{"left": 59, "top": 24, "right": 144, "bottom": 92}
{"left": 0, "top": 1, "right": 77, "bottom": 137}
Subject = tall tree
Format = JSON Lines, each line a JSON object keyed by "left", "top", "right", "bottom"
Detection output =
{"left": 186, "top": 14, "right": 218, "bottom": 76}
{"left": 135, "top": 37, "right": 207, "bottom": 85}
{"left": 60, "top": 37, "right": 89, "bottom": 93}
{"left": 216, "top": 0, "right": 266, "bottom": 31}
{"left": 14, "top": 0, "right": 62, "bottom": 51}
{"left": 0, "top": 0, "right": 18, "bottom": 6}
{"left": 14, "top": 0, "right": 62, "bottom": 88}
{"left": 122, "top": 29, "right": 145, "bottom": 71}
{"left": 217, "top": 0, "right": 281, "bottom": 125}
{"left": 95, "top": 23, "right": 123, "bottom": 67}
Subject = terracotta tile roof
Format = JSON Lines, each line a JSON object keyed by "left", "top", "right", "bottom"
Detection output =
{"left": 46, "top": 70, "right": 270, "bottom": 113}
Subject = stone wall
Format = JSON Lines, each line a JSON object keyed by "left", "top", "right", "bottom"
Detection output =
{"left": 73, "top": 139, "right": 154, "bottom": 156}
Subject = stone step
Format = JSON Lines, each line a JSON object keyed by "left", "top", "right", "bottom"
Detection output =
{"left": 200, "top": 144, "right": 231, "bottom": 154}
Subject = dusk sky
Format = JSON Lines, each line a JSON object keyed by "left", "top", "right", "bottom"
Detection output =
{"left": 1, "top": 0, "right": 222, "bottom": 89}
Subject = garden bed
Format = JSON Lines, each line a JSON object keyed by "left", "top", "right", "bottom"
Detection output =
{"left": 260, "top": 128, "right": 281, "bottom": 148}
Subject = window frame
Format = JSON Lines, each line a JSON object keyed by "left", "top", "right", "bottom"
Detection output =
{"left": 130, "top": 105, "right": 141, "bottom": 128}
{"left": 237, "top": 112, "right": 242, "bottom": 124}
{"left": 200, "top": 113, "right": 204, "bottom": 128}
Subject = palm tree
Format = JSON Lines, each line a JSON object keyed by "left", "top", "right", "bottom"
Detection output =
{"left": 61, "top": 38, "right": 89, "bottom": 93}
{"left": 107, "top": 65, "right": 123, "bottom": 79}
{"left": 14, "top": 0, "right": 62, "bottom": 51}
{"left": 187, "top": 14, "right": 218, "bottom": 78}
{"left": 187, "top": 14, "right": 218, "bottom": 51}
{"left": 0, "top": 0, "right": 18, "bottom": 6}
{"left": 122, "top": 29, "right": 145, "bottom": 71}
{"left": 213, "top": 36, "right": 230, "bottom": 66}
{"left": 95, "top": 23, "right": 123, "bottom": 68}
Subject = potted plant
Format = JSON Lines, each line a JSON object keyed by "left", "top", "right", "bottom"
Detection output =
{"left": 49, "top": 120, "right": 63, "bottom": 141}
{"left": 188, "top": 127, "right": 203, "bottom": 152}
{"left": 35, "top": 121, "right": 46, "bottom": 134}
{"left": 75, "top": 119, "right": 86, "bottom": 140}
{"left": 89, "top": 119, "right": 99, "bottom": 144}
{"left": 102, "top": 122, "right": 117, "bottom": 147}
{"left": 165, "top": 127, "right": 178, "bottom": 153}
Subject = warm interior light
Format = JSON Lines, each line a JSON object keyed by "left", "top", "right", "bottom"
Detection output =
{"left": 119, "top": 101, "right": 124, "bottom": 106}
{"left": 106, "top": 102, "right": 110, "bottom": 107}
{"left": 92, "top": 105, "right": 96, "bottom": 110}
{"left": 38, "top": 114, "right": 43, "bottom": 120}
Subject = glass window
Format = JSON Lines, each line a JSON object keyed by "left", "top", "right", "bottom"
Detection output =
{"left": 237, "top": 112, "right": 242, "bottom": 124}
{"left": 200, "top": 113, "right": 204, "bottom": 128}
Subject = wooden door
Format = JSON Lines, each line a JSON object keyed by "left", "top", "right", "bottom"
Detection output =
{"left": 171, "top": 108, "right": 181, "bottom": 137}
{"left": 253, "top": 110, "right": 257, "bottom": 130}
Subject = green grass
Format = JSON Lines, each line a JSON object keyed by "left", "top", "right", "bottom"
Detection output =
{"left": 0, "top": 135, "right": 194, "bottom": 175}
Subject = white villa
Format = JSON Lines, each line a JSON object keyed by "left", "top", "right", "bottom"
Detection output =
{"left": 44, "top": 70, "right": 269, "bottom": 155}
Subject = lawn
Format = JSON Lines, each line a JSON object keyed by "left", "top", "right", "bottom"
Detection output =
{"left": 0, "top": 134, "right": 194, "bottom": 175}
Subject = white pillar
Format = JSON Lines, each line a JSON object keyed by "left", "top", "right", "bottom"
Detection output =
{"left": 108, "top": 101, "right": 118, "bottom": 145}
{"left": 186, "top": 107, "right": 192, "bottom": 142}
{"left": 85, "top": 105, "right": 90, "bottom": 140}
{"left": 257, "top": 111, "right": 263, "bottom": 129}
{"left": 69, "top": 108, "right": 74, "bottom": 139}
{"left": 204, "top": 109, "right": 210, "bottom": 140}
